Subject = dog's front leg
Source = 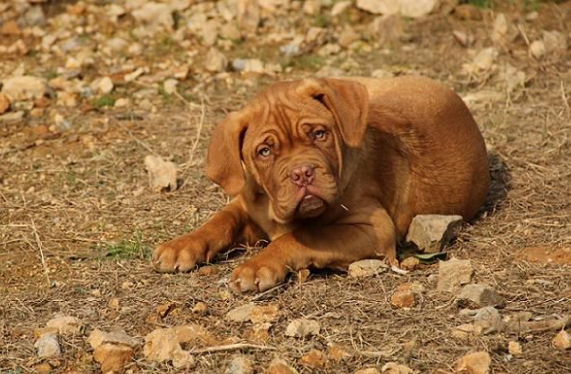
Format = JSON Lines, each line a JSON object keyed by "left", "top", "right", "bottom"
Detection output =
{"left": 152, "top": 198, "right": 261, "bottom": 272}
{"left": 230, "top": 207, "right": 397, "bottom": 292}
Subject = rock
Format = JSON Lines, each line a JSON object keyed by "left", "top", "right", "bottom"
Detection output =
{"left": 472, "top": 306, "right": 502, "bottom": 333}
{"left": 299, "top": 349, "right": 326, "bottom": 369}
{"left": 451, "top": 323, "right": 484, "bottom": 340}
{"left": 355, "top": 369, "right": 381, "bottom": 374}
{"left": 406, "top": 214, "right": 463, "bottom": 253}
{"left": 552, "top": 330, "right": 571, "bottom": 350}
{"left": 508, "top": 341, "right": 522, "bottom": 356}
{"left": 491, "top": 13, "right": 508, "bottom": 44}
{"left": 381, "top": 362, "right": 415, "bottom": 374}
{"left": 458, "top": 284, "right": 504, "bottom": 307}
{"left": 1, "top": 76, "right": 47, "bottom": 102}
{"left": 125, "top": 68, "right": 145, "bottom": 82}
{"left": 331, "top": 1, "right": 352, "bottom": 17}
{"left": 57, "top": 91, "right": 78, "bottom": 107}
{"left": 499, "top": 64, "right": 526, "bottom": 94}
{"left": 463, "top": 47, "right": 498, "bottom": 75}
{"left": 264, "top": 358, "right": 300, "bottom": 374}
{"left": 368, "top": 14, "right": 403, "bottom": 46}
{"left": 455, "top": 351, "right": 491, "bottom": 374}
{"left": 327, "top": 343, "right": 352, "bottom": 362}
{"left": 144, "top": 155, "right": 178, "bottom": 192}
{"left": 542, "top": 30, "right": 567, "bottom": 54}
{"left": 338, "top": 26, "right": 360, "bottom": 48}
{"left": 390, "top": 283, "right": 417, "bottom": 308}
{"left": 357, "top": 0, "right": 436, "bottom": 18}
{"left": 237, "top": 0, "right": 260, "bottom": 34}
{"left": 453, "top": 30, "right": 474, "bottom": 48}
{"left": 163, "top": 79, "right": 178, "bottom": 95}
{"left": 303, "top": 0, "right": 321, "bottom": 15}
{"left": 348, "top": 259, "right": 388, "bottom": 278}
{"left": 400, "top": 256, "right": 420, "bottom": 271}
{"left": 34, "top": 333, "right": 61, "bottom": 358}
{"left": 114, "top": 98, "right": 130, "bottom": 108}
{"left": 221, "top": 23, "right": 242, "bottom": 41}
{"left": 227, "top": 303, "right": 279, "bottom": 324}
{"left": 87, "top": 329, "right": 139, "bottom": 349}
{"left": 205, "top": 48, "right": 228, "bottom": 73}
{"left": 33, "top": 363, "right": 52, "bottom": 374}
{"left": 437, "top": 258, "right": 473, "bottom": 292}
{"left": 0, "top": 111, "right": 24, "bottom": 124}
{"left": 94, "top": 343, "right": 134, "bottom": 373}
{"left": 131, "top": 2, "right": 174, "bottom": 31}
{"left": 1, "top": 20, "right": 21, "bottom": 35}
{"left": 0, "top": 93, "right": 10, "bottom": 114}
{"left": 453, "top": 4, "right": 482, "bottom": 20}
{"left": 529, "top": 40, "right": 546, "bottom": 59}
{"left": 23, "top": 6, "right": 46, "bottom": 27}
{"left": 224, "top": 356, "right": 254, "bottom": 374}
{"left": 174, "top": 324, "right": 218, "bottom": 346}
{"left": 34, "top": 327, "right": 59, "bottom": 339}
{"left": 232, "top": 59, "right": 265, "bottom": 73}
{"left": 143, "top": 328, "right": 195, "bottom": 368}
{"left": 285, "top": 318, "right": 320, "bottom": 338}
{"left": 46, "top": 315, "right": 83, "bottom": 335}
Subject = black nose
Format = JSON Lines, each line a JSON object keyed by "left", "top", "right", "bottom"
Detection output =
{"left": 290, "top": 164, "right": 315, "bottom": 187}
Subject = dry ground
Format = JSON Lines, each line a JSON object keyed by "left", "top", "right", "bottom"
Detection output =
{"left": 1, "top": 1, "right": 571, "bottom": 374}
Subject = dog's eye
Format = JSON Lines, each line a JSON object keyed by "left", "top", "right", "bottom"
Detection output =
{"left": 258, "top": 146, "right": 271, "bottom": 157}
{"left": 314, "top": 129, "right": 326, "bottom": 140}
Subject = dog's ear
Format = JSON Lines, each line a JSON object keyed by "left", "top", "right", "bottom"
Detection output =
{"left": 297, "top": 78, "right": 369, "bottom": 147}
{"left": 205, "top": 112, "right": 248, "bottom": 196}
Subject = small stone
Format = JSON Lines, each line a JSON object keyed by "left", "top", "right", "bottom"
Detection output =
{"left": 57, "top": 91, "right": 78, "bottom": 107}
{"left": 125, "top": 68, "right": 145, "bottom": 82}
{"left": 0, "top": 93, "right": 10, "bottom": 114}
{"left": 552, "top": 330, "right": 571, "bottom": 350}
{"left": 226, "top": 303, "right": 279, "bottom": 324}
{"left": 303, "top": 0, "right": 321, "bottom": 15}
{"left": 331, "top": 1, "right": 351, "bottom": 17}
{"left": 95, "top": 77, "right": 114, "bottom": 94}
{"left": 529, "top": 40, "right": 546, "bottom": 59}
{"left": 198, "top": 266, "right": 218, "bottom": 276}
{"left": 455, "top": 351, "right": 490, "bottom": 374}
{"left": 220, "top": 23, "right": 242, "bottom": 40}
{"left": 400, "top": 0, "right": 438, "bottom": 18}
{"left": 454, "top": 4, "right": 483, "bottom": 21}
{"left": 264, "top": 358, "right": 300, "bottom": 374}
{"left": 381, "top": 362, "right": 415, "bottom": 374}
{"left": 338, "top": 26, "right": 360, "bottom": 48}
{"left": 249, "top": 322, "right": 271, "bottom": 342}
{"left": 34, "top": 363, "right": 52, "bottom": 374}
{"left": 400, "top": 256, "right": 420, "bottom": 271}
{"left": 108, "top": 297, "right": 120, "bottom": 311}
{"left": 390, "top": 283, "right": 416, "bottom": 309}
{"left": 35, "top": 333, "right": 61, "bottom": 358}
{"left": 131, "top": 2, "right": 174, "bottom": 31}
{"left": 0, "top": 111, "right": 24, "bottom": 124}
{"left": 114, "top": 98, "right": 130, "bottom": 107}
{"left": 205, "top": 48, "right": 228, "bottom": 73}
{"left": 406, "top": 214, "right": 463, "bottom": 253}
{"left": 357, "top": 0, "right": 397, "bottom": 15}
{"left": 46, "top": 315, "right": 83, "bottom": 335}
{"left": 144, "top": 155, "right": 178, "bottom": 192}
{"left": 1, "top": 20, "right": 21, "bottom": 35}
{"left": 491, "top": 13, "right": 508, "bottom": 43}
{"left": 354, "top": 369, "right": 381, "bottom": 374}
{"left": 437, "top": 258, "right": 473, "bottom": 293}
{"left": 327, "top": 343, "right": 351, "bottom": 362}
{"left": 472, "top": 306, "right": 502, "bottom": 333}
{"left": 453, "top": 30, "right": 473, "bottom": 48}
{"left": 459, "top": 284, "right": 504, "bottom": 307}
{"left": 348, "top": 259, "right": 388, "bottom": 278}
{"left": 238, "top": 0, "right": 261, "bottom": 34}
{"left": 451, "top": 323, "right": 483, "bottom": 340}
{"left": 1, "top": 76, "right": 47, "bottom": 102}
{"left": 508, "top": 341, "right": 522, "bottom": 356}
{"left": 34, "top": 327, "right": 59, "bottom": 339}
{"left": 87, "top": 329, "right": 139, "bottom": 349}
{"left": 193, "top": 302, "right": 208, "bottom": 314}
{"left": 224, "top": 356, "right": 253, "bottom": 374}
{"left": 368, "top": 15, "right": 402, "bottom": 46}
{"left": 93, "top": 343, "right": 134, "bottom": 373}
{"left": 285, "top": 318, "right": 320, "bottom": 338}
{"left": 299, "top": 349, "right": 326, "bottom": 369}
{"left": 232, "top": 59, "right": 265, "bottom": 73}
{"left": 143, "top": 328, "right": 195, "bottom": 368}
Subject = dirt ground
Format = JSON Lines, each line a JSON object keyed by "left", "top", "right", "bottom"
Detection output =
{"left": 1, "top": 1, "right": 571, "bottom": 373}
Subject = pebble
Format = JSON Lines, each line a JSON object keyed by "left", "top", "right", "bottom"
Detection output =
{"left": 46, "top": 314, "right": 84, "bottom": 335}
{"left": 143, "top": 327, "right": 195, "bottom": 368}
{"left": 459, "top": 284, "right": 504, "bottom": 307}
{"left": 1, "top": 76, "right": 47, "bottom": 102}
{"left": 508, "top": 341, "right": 523, "bottom": 356}
{"left": 131, "top": 2, "right": 174, "bottom": 31}
{"left": 87, "top": 328, "right": 139, "bottom": 349}
{"left": 0, "top": 93, "right": 11, "bottom": 114}
{"left": 390, "top": 283, "right": 417, "bottom": 309}
{"left": 348, "top": 259, "right": 388, "bottom": 278}
{"left": 224, "top": 356, "right": 254, "bottom": 374}
{"left": 455, "top": 351, "right": 491, "bottom": 374}
{"left": 226, "top": 303, "right": 279, "bottom": 324}
{"left": 285, "top": 318, "right": 320, "bottom": 338}
{"left": 264, "top": 358, "right": 300, "bottom": 374}
{"left": 405, "top": 214, "right": 463, "bottom": 253}
{"left": 144, "top": 155, "right": 178, "bottom": 192}
{"left": 381, "top": 362, "right": 415, "bottom": 374}
{"left": 437, "top": 258, "right": 473, "bottom": 292}
{"left": 552, "top": 330, "right": 571, "bottom": 350}
{"left": 205, "top": 48, "right": 228, "bottom": 73}
{"left": 299, "top": 349, "right": 326, "bottom": 369}
{"left": 34, "top": 333, "right": 61, "bottom": 358}
{"left": 93, "top": 343, "right": 134, "bottom": 373}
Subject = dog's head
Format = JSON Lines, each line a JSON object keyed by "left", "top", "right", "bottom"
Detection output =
{"left": 205, "top": 78, "right": 369, "bottom": 223}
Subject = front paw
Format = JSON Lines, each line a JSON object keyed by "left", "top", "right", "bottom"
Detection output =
{"left": 230, "top": 256, "right": 289, "bottom": 293}
{"left": 152, "top": 236, "right": 207, "bottom": 273}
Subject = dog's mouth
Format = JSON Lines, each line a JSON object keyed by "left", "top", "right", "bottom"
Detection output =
{"left": 295, "top": 187, "right": 327, "bottom": 219}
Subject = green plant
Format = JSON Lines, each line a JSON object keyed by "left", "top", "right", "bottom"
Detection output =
{"left": 91, "top": 94, "right": 116, "bottom": 108}
{"left": 102, "top": 231, "right": 151, "bottom": 259}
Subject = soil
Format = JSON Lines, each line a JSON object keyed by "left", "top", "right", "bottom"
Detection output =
{"left": 1, "top": 1, "right": 571, "bottom": 374}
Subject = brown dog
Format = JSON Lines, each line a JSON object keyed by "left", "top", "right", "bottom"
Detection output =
{"left": 152, "top": 76, "right": 489, "bottom": 292}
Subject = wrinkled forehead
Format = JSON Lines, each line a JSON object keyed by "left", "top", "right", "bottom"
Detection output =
{"left": 242, "top": 82, "right": 333, "bottom": 141}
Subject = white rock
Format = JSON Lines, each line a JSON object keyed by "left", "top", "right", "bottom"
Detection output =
{"left": 331, "top": 1, "right": 351, "bottom": 17}
{"left": 35, "top": 333, "right": 61, "bottom": 358}
{"left": 285, "top": 318, "right": 320, "bottom": 338}
{"left": 437, "top": 258, "right": 473, "bottom": 292}
{"left": 131, "top": 2, "right": 174, "bottom": 31}
{"left": 491, "top": 13, "right": 508, "bottom": 43}
{"left": 163, "top": 79, "right": 178, "bottom": 95}
{"left": 553, "top": 330, "right": 571, "bottom": 350}
{"left": 348, "top": 259, "right": 389, "bottom": 278}
{"left": 459, "top": 284, "right": 504, "bottom": 307}
{"left": 232, "top": 58, "right": 265, "bottom": 73}
{"left": 87, "top": 328, "right": 140, "bottom": 349}
{"left": 400, "top": 0, "right": 438, "bottom": 18}
{"left": 455, "top": 351, "right": 490, "bottom": 374}
{"left": 96, "top": 77, "right": 114, "bottom": 94}
{"left": 406, "top": 214, "right": 463, "bottom": 253}
{"left": 1, "top": 76, "right": 47, "bottom": 102}
{"left": 0, "top": 111, "right": 24, "bottom": 124}
{"left": 529, "top": 40, "right": 545, "bottom": 59}
{"left": 144, "top": 155, "right": 178, "bottom": 193}
{"left": 508, "top": 341, "right": 522, "bottom": 356}
{"left": 46, "top": 314, "right": 83, "bottom": 335}
{"left": 205, "top": 48, "right": 228, "bottom": 73}
{"left": 143, "top": 328, "right": 195, "bottom": 368}
{"left": 357, "top": 0, "right": 399, "bottom": 15}
{"left": 237, "top": 0, "right": 260, "bottom": 33}
{"left": 224, "top": 356, "right": 254, "bottom": 374}
{"left": 357, "top": 0, "right": 437, "bottom": 18}
{"left": 227, "top": 304, "right": 257, "bottom": 323}
{"left": 462, "top": 47, "right": 498, "bottom": 75}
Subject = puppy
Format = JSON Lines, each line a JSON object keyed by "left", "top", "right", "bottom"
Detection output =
{"left": 152, "top": 76, "right": 489, "bottom": 292}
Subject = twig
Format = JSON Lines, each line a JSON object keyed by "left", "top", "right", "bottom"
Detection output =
{"left": 31, "top": 220, "right": 51, "bottom": 287}
{"left": 188, "top": 343, "right": 276, "bottom": 354}
{"left": 560, "top": 80, "right": 570, "bottom": 115}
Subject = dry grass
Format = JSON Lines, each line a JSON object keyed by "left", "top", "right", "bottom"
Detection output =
{"left": 1, "top": 2, "right": 571, "bottom": 374}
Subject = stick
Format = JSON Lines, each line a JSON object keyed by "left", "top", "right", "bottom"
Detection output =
{"left": 188, "top": 343, "right": 276, "bottom": 354}
{"left": 31, "top": 219, "right": 51, "bottom": 287}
